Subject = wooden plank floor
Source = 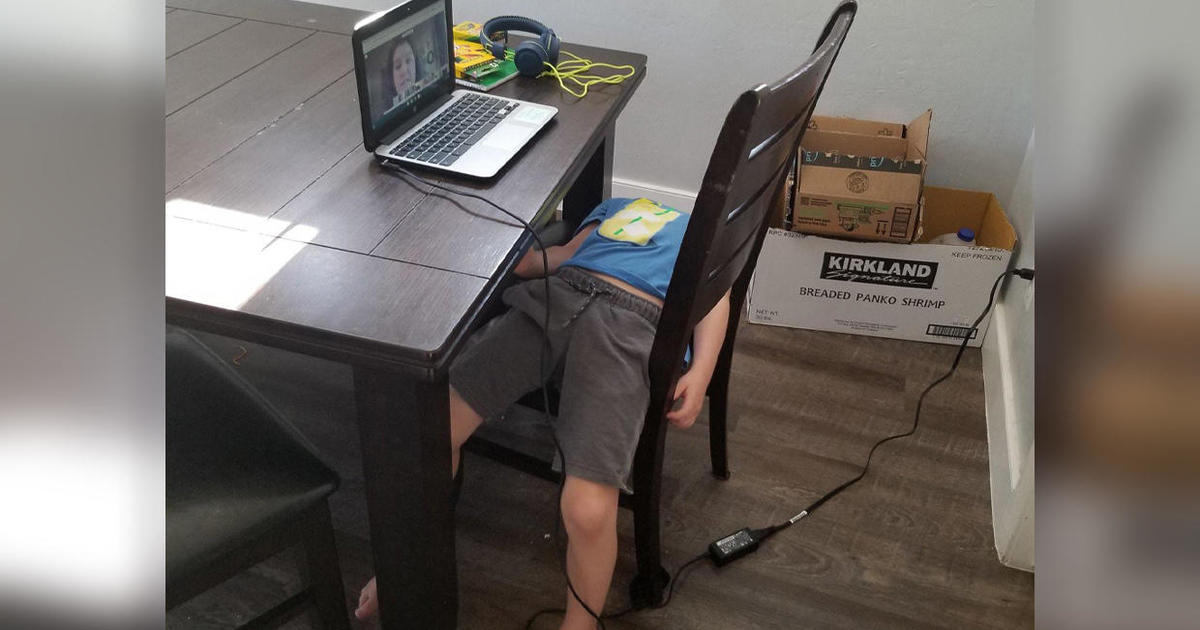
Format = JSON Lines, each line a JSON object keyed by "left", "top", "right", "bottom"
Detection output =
{"left": 167, "top": 321, "right": 1033, "bottom": 629}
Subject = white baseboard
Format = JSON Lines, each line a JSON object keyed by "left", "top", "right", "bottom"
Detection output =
{"left": 612, "top": 177, "right": 699, "bottom": 213}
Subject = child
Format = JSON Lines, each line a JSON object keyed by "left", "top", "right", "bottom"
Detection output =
{"left": 356, "top": 197, "right": 731, "bottom": 630}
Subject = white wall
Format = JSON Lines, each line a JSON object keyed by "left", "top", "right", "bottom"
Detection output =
{"left": 319, "top": 0, "right": 1033, "bottom": 209}
{"left": 981, "top": 132, "right": 1035, "bottom": 571}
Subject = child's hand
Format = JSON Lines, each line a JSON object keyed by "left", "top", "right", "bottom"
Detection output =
{"left": 667, "top": 371, "right": 708, "bottom": 428}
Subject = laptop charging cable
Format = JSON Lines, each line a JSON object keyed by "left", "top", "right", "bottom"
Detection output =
{"left": 696, "top": 266, "right": 1036, "bottom": 570}
{"left": 380, "top": 160, "right": 612, "bottom": 629}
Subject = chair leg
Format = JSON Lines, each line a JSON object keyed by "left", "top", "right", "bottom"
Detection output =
{"left": 707, "top": 339, "right": 734, "bottom": 480}
{"left": 629, "top": 458, "right": 669, "bottom": 609}
{"left": 301, "top": 502, "right": 351, "bottom": 630}
{"left": 451, "top": 455, "right": 465, "bottom": 516}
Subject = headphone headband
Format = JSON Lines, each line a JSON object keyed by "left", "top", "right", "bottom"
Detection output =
{"left": 479, "top": 15, "right": 559, "bottom": 78}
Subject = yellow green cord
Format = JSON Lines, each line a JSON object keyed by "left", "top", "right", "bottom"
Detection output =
{"left": 539, "top": 50, "right": 636, "bottom": 98}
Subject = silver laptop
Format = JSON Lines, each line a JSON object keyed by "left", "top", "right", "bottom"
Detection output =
{"left": 351, "top": 0, "right": 557, "bottom": 178}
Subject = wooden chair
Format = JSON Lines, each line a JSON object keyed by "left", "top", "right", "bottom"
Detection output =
{"left": 467, "top": 0, "right": 858, "bottom": 607}
{"left": 166, "top": 327, "right": 350, "bottom": 629}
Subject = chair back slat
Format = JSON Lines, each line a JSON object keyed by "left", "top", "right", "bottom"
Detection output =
{"left": 747, "top": 59, "right": 831, "bottom": 148}
{"left": 645, "top": 1, "right": 857, "bottom": 408}
{"left": 729, "top": 103, "right": 811, "bottom": 201}
{"left": 692, "top": 161, "right": 794, "bottom": 329}
{"left": 717, "top": 156, "right": 792, "bottom": 250}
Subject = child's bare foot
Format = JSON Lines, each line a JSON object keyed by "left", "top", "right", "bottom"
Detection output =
{"left": 355, "top": 577, "right": 377, "bottom": 620}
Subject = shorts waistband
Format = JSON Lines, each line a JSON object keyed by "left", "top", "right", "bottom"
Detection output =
{"left": 556, "top": 266, "right": 661, "bottom": 325}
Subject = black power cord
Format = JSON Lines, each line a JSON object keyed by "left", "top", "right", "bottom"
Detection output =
{"left": 703, "top": 267, "right": 1035, "bottom": 566}
{"left": 379, "top": 161, "right": 612, "bottom": 629}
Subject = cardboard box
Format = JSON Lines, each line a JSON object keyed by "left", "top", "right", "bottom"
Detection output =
{"left": 748, "top": 186, "right": 1016, "bottom": 347}
{"left": 792, "top": 110, "right": 932, "bottom": 243}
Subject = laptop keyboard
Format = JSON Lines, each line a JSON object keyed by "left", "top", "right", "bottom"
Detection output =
{"left": 388, "top": 94, "right": 517, "bottom": 167}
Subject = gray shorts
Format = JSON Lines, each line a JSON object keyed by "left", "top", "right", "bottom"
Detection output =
{"left": 449, "top": 266, "right": 660, "bottom": 493}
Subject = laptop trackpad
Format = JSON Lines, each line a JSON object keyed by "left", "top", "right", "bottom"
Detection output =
{"left": 480, "top": 125, "right": 530, "bottom": 152}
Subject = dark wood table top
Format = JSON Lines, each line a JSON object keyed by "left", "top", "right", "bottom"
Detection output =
{"left": 165, "top": 0, "right": 646, "bottom": 373}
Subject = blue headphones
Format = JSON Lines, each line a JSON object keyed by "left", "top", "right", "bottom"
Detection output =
{"left": 479, "top": 16, "right": 560, "bottom": 78}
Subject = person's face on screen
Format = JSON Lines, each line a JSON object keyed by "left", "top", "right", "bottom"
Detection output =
{"left": 391, "top": 40, "right": 417, "bottom": 96}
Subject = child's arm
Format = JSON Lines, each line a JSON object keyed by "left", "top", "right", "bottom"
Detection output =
{"left": 513, "top": 223, "right": 597, "bottom": 278}
{"left": 667, "top": 289, "right": 732, "bottom": 429}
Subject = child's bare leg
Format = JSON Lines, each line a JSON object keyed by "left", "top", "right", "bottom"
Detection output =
{"left": 449, "top": 385, "right": 484, "bottom": 475}
{"left": 559, "top": 476, "right": 620, "bottom": 630}
{"left": 355, "top": 386, "right": 485, "bottom": 621}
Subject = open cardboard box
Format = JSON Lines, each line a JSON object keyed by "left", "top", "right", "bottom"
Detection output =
{"left": 792, "top": 110, "right": 932, "bottom": 243}
{"left": 749, "top": 186, "right": 1016, "bottom": 347}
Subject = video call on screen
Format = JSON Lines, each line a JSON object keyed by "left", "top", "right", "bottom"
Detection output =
{"left": 363, "top": 6, "right": 450, "bottom": 128}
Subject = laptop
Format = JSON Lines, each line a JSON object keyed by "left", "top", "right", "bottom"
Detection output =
{"left": 352, "top": 0, "right": 558, "bottom": 178}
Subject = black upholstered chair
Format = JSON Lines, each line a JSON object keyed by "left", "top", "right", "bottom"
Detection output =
{"left": 166, "top": 328, "right": 350, "bottom": 629}
{"left": 466, "top": 0, "right": 858, "bottom": 607}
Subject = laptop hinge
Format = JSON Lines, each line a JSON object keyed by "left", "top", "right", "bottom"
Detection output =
{"left": 380, "top": 92, "right": 456, "bottom": 147}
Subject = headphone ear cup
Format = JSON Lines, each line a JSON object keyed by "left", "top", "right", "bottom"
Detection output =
{"left": 513, "top": 41, "right": 547, "bottom": 78}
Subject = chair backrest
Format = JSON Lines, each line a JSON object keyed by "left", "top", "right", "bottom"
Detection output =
{"left": 646, "top": 1, "right": 857, "bottom": 416}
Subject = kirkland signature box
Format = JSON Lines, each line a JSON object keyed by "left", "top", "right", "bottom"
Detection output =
{"left": 748, "top": 186, "right": 1016, "bottom": 347}
{"left": 792, "top": 110, "right": 932, "bottom": 243}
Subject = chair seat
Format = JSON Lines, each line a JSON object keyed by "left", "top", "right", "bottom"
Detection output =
{"left": 167, "top": 472, "right": 337, "bottom": 585}
{"left": 473, "top": 403, "right": 558, "bottom": 461}
{"left": 166, "top": 327, "right": 341, "bottom": 585}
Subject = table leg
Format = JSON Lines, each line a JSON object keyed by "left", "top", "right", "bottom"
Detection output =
{"left": 562, "top": 121, "right": 615, "bottom": 227}
{"left": 353, "top": 366, "right": 457, "bottom": 629}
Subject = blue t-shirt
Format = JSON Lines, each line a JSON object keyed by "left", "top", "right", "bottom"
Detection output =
{"left": 560, "top": 197, "right": 690, "bottom": 300}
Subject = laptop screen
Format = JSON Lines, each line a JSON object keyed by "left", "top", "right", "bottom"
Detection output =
{"left": 357, "top": 1, "right": 451, "bottom": 135}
